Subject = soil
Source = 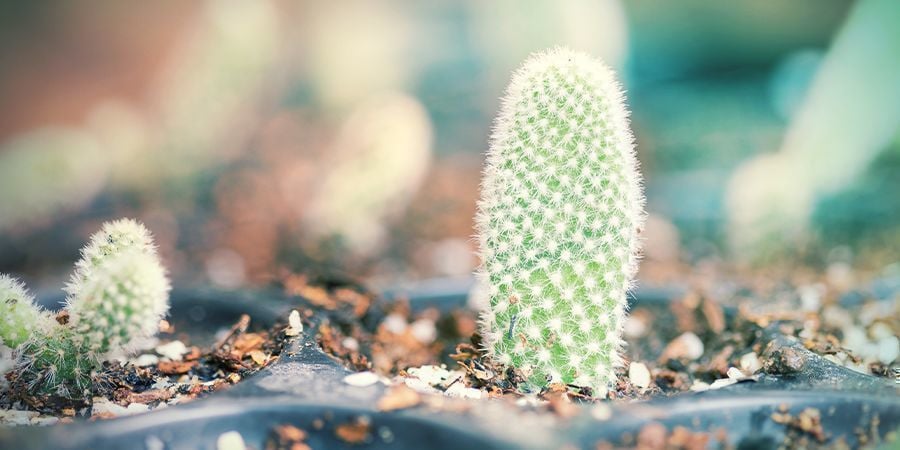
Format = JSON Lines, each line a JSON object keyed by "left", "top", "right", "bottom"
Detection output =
{"left": 0, "top": 313, "right": 289, "bottom": 425}
{"left": 281, "top": 269, "right": 897, "bottom": 449}
{"left": 0, "top": 267, "right": 895, "bottom": 449}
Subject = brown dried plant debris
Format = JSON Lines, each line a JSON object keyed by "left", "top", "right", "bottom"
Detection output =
{"left": 1, "top": 313, "right": 285, "bottom": 420}
{"left": 334, "top": 416, "right": 372, "bottom": 445}
{"left": 376, "top": 384, "right": 422, "bottom": 411}
{"left": 266, "top": 424, "right": 312, "bottom": 450}
{"left": 771, "top": 406, "right": 827, "bottom": 444}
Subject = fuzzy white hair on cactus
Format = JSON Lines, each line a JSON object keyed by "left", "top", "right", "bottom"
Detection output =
{"left": 68, "top": 250, "right": 171, "bottom": 357}
{"left": 475, "top": 47, "right": 644, "bottom": 391}
{"left": 65, "top": 218, "right": 160, "bottom": 298}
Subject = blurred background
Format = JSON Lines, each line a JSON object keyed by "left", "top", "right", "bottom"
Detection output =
{"left": 0, "top": 0, "right": 898, "bottom": 294}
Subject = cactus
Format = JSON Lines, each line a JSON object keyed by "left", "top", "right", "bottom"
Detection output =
{"left": 1, "top": 219, "right": 170, "bottom": 398}
{"left": 305, "top": 92, "right": 433, "bottom": 256}
{"left": 475, "top": 48, "right": 644, "bottom": 392}
{"left": 726, "top": 0, "right": 900, "bottom": 262}
{"left": 0, "top": 128, "right": 108, "bottom": 232}
{"left": 65, "top": 218, "right": 160, "bottom": 301}
{"left": 0, "top": 276, "right": 55, "bottom": 350}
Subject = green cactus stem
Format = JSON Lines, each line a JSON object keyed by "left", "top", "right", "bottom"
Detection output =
{"left": 475, "top": 47, "right": 644, "bottom": 392}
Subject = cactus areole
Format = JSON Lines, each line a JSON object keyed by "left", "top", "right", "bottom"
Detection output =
{"left": 475, "top": 48, "right": 644, "bottom": 391}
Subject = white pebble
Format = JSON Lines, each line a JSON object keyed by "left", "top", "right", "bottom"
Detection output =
{"left": 591, "top": 404, "right": 612, "bottom": 421}
{"left": 739, "top": 352, "right": 762, "bottom": 374}
{"left": 689, "top": 380, "right": 710, "bottom": 392}
{"left": 155, "top": 341, "right": 187, "bottom": 361}
{"left": 145, "top": 436, "right": 165, "bottom": 450}
{"left": 289, "top": 310, "right": 302, "bottom": 330}
{"left": 877, "top": 336, "right": 899, "bottom": 365}
{"left": 410, "top": 319, "right": 437, "bottom": 344}
{"left": 675, "top": 332, "right": 704, "bottom": 361}
{"left": 341, "top": 337, "right": 360, "bottom": 352}
{"left": 407, "top": 365, "right": 453, "bottom": 385}
{"left": 709, "top": 378, "right": 738, "bottom": 390}
{"left": 726, "top": 367, "right": 746, "bottom": 379}
{"left": 0, "top": 409, "right": 38, "bottom": 426}
{"left": 383, "top": 314, "right": 408, "bottom": 334}
{"left": 92, "top": 398, "right": 150, "bottom": 417}
{"left": 871, "top": 322, "right": 894, "bottom": 340}
{"left": 29, "top": 416, "right": 59, "bottom": 426}
{"left": 217, "top": 431, "right": 246, "bottom": 450}
{"left": 628, "top": 362, "right": 651, "bottom": 389}
{"left": 285, "top": 310, "right": 303, "bottom": 336}
{"left": 623, "top": 316, "right": 647, "bottom": 338}
{"left": 343, "top": 371, "right": 380, "bottom": 387}
{"left": 134, "top": 354, "right": 160, "bottom": 367}
{"left": 842, "top": 326, "right": 869, "bottom": 355}
{"left": 445, "top": 382, "right": 482, "bottom": 399}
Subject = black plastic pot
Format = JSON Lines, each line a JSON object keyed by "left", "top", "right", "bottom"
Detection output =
{"left": 1, "top": 286, "right": 898, "bottom": 449}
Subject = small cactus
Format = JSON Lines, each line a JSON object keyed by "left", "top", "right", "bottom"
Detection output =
{"left": 65, "top": 218, "right": 160, "bottom": 303}
{"left": 0, "top": 128, "right": 107, "bottom": 232}
{"left": 305, "top": 92, "right": 433, "bottom": 256}
{"left": 1, "top": 219, "right": 170, "bottom": 398}
{"left": 0, "top": 276, "right": 55, "bottom": 349}
{"left": 475, "top": 48, "right": 644, "bottom": 391}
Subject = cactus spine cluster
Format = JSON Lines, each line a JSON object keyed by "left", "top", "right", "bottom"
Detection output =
{"left": 475, "top": 48, "right": 644, "bottom": 391}
{"left": 0, "top": 219, "right": 170, "bottom": 398}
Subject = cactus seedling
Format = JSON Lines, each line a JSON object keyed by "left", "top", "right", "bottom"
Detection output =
{"left": 0, "top": 276, "right": 55, "bottom": 350}
{"left": 475, "top": 48, "right": 644, "bottom": 391}
{"left": 0, "top": 219, "right": 170, "bottom": 399}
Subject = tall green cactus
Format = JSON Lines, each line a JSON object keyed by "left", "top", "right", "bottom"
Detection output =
{"left": 476, "top": 48, "right": 644, "bottom": 391}
{"left": 1, "top": 219, "right": 170, "bottom": 398}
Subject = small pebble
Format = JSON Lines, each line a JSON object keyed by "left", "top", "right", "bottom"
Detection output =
{"left": 382, "top": 314, "right": 408, "bottom": 334}
{"left": 663, "top": 332, "right": 704, "bottom": 361}
{"left": 822, "top": 306, "right": 852, "bottom": 329}
{"left": 689, "top": 380, "right": 710, "bottom": 392}
{"left": 726, "top": 367, "right": 746, "bottom": 379}
{"left": 134, "top": 354, "right": 160, "bottom": 367}
{"left": 871, "top": 322, "right": 894, "bottom": 340}
{"left": 343, "top": 371, "right": 380, "bottom": 387}
{"left": 145, "top": 436, "right": 165, "bottom": 450}
{"left": 410, "top": 319, "right": 437, "bottom": 344}
{"left": 285, "top": 310, "right": 303, "bottom": 336}
{"left": 341, "top": 337, "right": 360, "bottom": 352}
{"left": 740, "top": 352, "right": 762, "bottom": 374}
{"left": 0, "top": 409, "right": 38, "bottom": 426}
{"left": 877, "top": 336, "right": 899, "bottom": 365}
{"left": 709, "top": 378, "right": 738, "bottom": 390}
{"left": 623, "top": 316, "right": 648, "bottom": 338}
{"left": 217, "top": 431, "right": 246, "bottom": 450}
{"left": 591, "top": 404, "right": 613, "bottom": 421}
{"left": 445, "top": 382, "right": 482, "bottom": 399}
{"left": 842, "top": 326, "right": 868, "bottom": 355}
{"left": 628, "top": 362, "right": 651, "bottom": 389}
{"left": 29, "top": 416, "right": 59, "bottom": 426}
{"left": 155, "top": 341, "right": 187, "bottom": 361}
{"left": 798, "top": 284, "right": 823, "bottom": 311}
{"left": 92, "top": 398, "right": 150, "bottom": 417}
{"left": 407, "top": 365, "right": 454, "bottom": 385}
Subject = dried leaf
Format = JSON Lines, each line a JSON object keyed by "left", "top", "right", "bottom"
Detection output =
{"left": 248, "top": 350, "right": 268, "bottom": 365}
{"left": 157, "top": 360, "right": 197, "bottom": 375}
{"left": 335, "top": 417, "right": 371, "bottom": 444}
{"left": 377, "top": 385, "right": 421, "bottom": 411}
